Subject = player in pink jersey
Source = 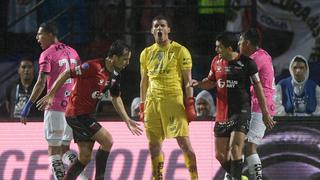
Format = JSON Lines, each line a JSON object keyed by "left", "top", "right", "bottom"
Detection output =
{"left": 37, "top": 40, "right": 143, "bottom": 180}
{"left": 20, "top": 23, "right": 88, "bottom": 180}
{"left": 238, "top": 28, "right": 276, "bottom": 180}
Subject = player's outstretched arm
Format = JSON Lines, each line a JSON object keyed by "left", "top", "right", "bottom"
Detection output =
{"left": 111, "top": 96, "right": 143, "bottom": 136}
{"left": 36, "top": 69, "right": 70, "bottom": 111}
{"left": 189, "top": 78, "right": 216, "bottom": 90}
{"left": 20, "top": 72, "right": 47, "bottom": 125}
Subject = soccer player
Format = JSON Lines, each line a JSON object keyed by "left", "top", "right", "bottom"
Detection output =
{"left": 191, "top": 31, "right": 275, "bottom": 180}
{"left": 139, "top": 15, "right": 198, "bottom": 179}
{"left": 37, "top": 40, "right": 143, "bottom": 180}
{"left": 238, "top": 28, "right": 276, "bottom": 180}
{"left": 20, "top": 22, "right": 88, "bottom": 180}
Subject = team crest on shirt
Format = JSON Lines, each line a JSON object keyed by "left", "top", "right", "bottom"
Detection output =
{"left": 98, "top": 79, "right": 104, "bottom": 85}
{"left": 216, "top": 66, "right": 222, "bottom": 72}
{"left": 156, "top": 52, "right": 164, "bottom": 61}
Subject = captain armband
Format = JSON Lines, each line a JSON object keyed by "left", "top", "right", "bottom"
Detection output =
{"left": 250, "top": 73, "right": 260, "bottom": 84}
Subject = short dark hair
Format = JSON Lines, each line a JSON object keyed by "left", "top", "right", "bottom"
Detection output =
{"left": 293, "top": 56, "right": 307, "bottom": 65}
{"left": 19, "top": 57, "right": 34, "bottom": 67}
{"left": 216, "top": 31, "right": 238, "bottom": 51}
{"left": 39, "top": 22, "right": 58, "bottom": 37}
{"left": 107, "top": 40, "right": 131, "bottom": 58}
{"left": 241, "top": 28, "right": 260, "bottom": 47}
{"left": 152, "top": 14, "right": 172, "bottom": 28}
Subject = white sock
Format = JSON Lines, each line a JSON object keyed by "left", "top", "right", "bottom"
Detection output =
{"left": 49, "top": 154, "right": 65, "bottom": 180}
{"left": 246, "top": 154, "right": 262, "bottom": 180}
{"left": 62, "top": 150, "right": 89, "bottom": 180}
{"left": 62, "top": 150, "right": 77, "bottom": 165}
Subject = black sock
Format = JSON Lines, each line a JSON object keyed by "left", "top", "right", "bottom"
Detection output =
{"left": 63, "top": 159, "right": 86, "bottom": 180}
{"left": 95, "top": 148, "right": 110, "bottom": 180}
{"left": 221, "top": 160, "right": 231, "bottom": 173}
{"left": 231, "top": 159, "right": 243, "bottom": 180}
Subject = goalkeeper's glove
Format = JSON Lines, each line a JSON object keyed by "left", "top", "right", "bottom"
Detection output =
{"left": 185, "top": 97, "right": 196, "bottom": 123}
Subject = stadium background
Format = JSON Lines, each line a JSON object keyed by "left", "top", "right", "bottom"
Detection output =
{"left": 0, "top": 0, "right": 319, "bottom": 179}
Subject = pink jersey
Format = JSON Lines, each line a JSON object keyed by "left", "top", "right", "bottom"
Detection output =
{"left": 250, "top": 48, "right": 275, "bottom": 115}
{"left": 39, "top": 42, "right": 80, "bottom": 112}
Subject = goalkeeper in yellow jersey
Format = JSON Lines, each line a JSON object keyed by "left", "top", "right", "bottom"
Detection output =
{"left": 139, "top": 15, "right": 198, "bottom": 180}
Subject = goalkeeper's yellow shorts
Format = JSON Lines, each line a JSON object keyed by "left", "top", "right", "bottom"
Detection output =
{"left": 144, "top": 95, "right": 189, "bottom": 142}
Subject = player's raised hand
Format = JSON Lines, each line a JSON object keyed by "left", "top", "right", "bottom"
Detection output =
{"left": 126, "top": 119, "right": 143, "bottom": 136}
{"left": 185, "top": 97, "right": 196, "bottom": 123}
{"left": 36, "top": 94, "right": 54, "bottom": 111}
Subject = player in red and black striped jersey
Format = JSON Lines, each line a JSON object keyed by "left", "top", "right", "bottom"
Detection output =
{"left": 37, "top": 40, "right": 143, "bottom": 180}
{"left": 191, "top": 31, "right": 275, "bottom": 180}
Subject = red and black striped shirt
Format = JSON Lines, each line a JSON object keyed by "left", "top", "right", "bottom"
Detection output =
{"left": 208, "top": 54, "right": 258, "bottom": 122}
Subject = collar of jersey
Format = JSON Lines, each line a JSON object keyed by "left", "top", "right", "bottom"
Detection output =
{"left": 155, "top": 41, "right": 173, "bottom": 50}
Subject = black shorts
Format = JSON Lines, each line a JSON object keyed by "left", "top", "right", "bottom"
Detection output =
{"left": 214, "top": 111, "right": 250, "bottom": 137}
{"left": 66, "top": 114, "right": 102, "bottom": 143}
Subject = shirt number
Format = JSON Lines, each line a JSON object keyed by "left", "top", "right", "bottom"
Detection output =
{"left": 59, "top": 59, "right": 78, "bottom": 84}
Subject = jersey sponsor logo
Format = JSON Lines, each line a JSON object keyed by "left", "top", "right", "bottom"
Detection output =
{"left": 224, "top": 67, "right": 231, "bottom": 72}
{"left": 217, "top": 79, "right": 238, "bottom": 88}
{"left": 234, "top": 66, "right": 243, "bottom": 70}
